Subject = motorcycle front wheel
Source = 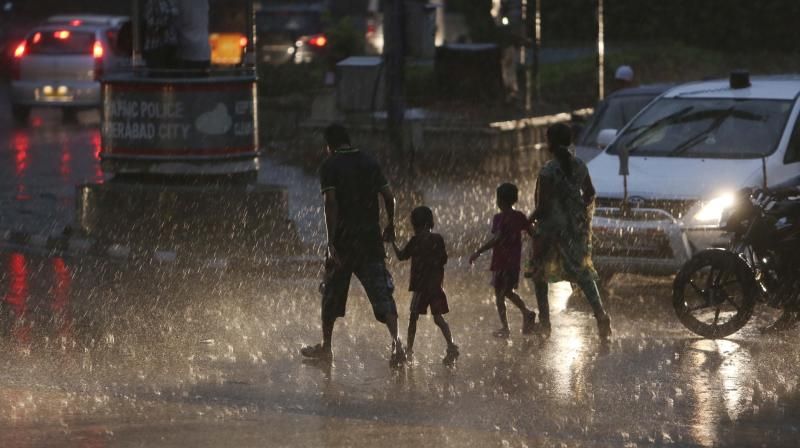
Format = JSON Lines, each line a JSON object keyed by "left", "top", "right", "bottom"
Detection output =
{"left": 673, "top": 249, "right": 758, "bottom": 338}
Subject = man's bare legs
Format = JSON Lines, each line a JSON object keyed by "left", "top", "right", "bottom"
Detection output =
{"left": 385, "top": 313, "right": 405, "bottom": 365}
{"left": 407, "top": 313, "right": 419, "bottom": 355}
{"left": 322, "top": 319, "right": 334, "bottom": 350}
{"left": 308, "top": 314, "right": 400, "bottom": 362}
{"left": 385, "top": 313, "right": 400, "bottom": 344}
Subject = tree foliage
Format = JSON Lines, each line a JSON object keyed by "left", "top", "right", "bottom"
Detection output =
{"left": 541, "top": 0, "right": 800, "bottom": 52}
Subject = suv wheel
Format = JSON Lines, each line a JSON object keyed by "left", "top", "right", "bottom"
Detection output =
{"left": 12, "top": 105, "right": 31, "bottom": 126}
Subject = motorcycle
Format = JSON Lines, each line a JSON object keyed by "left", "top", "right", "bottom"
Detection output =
{"left": 672, "top": 187, "right": 800, "bottom": 338}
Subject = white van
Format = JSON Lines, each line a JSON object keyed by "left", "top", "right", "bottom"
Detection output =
{"left": 587, "top": 73, "right": 800, "bottom": 278}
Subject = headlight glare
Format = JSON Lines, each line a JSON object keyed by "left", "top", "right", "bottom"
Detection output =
{"left": 694, "top": 193, "right": 735, "bottom": 223}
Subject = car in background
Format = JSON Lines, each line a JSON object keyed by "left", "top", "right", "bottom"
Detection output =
{"left": 587, "top": 73, "right": 800, "bottom": 279}
{"left": 256, "top": 2, "right": 327, "bottom": 65}
{"left": 9, "top": 15, "right": 131, "bottom": 124}
{"left": 256, "top": 1, "right": 381, "bottom": 65}
{"left": 574, "top": 84, "right": 672, "bottom": 162}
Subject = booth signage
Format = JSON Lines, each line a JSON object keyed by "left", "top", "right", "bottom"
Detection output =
{"left": 101, "top": 79, "right": 258, "bottom": 158}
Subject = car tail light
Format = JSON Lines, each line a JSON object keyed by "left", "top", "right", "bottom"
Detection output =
{"left": 239, "top": 36, "right": 248, "bottom": 47}
{"left": 93, "top": 40, "right": 104, "bottom": 80}
{"left": 54, "top": 30, "right": 71, "bottom": 39}
{"left": 307, "top": 34, "right": 327, "bottom": 48}
{"left": 12, "top": 41, "right": 25, "bottom": 80}
{"left": 13, "top": 41, "right": 26, "bottom": 58}
{"left": 71, "top": 19, "right": 82, "bottom": 26}
{"left": 93, "top": 40, "right": 104, "bottom": 59}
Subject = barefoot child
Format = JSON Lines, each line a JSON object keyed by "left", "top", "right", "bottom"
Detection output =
{"left": 392, "top": 206, "right": 459, "bottom": 364}
{"left": 469, "top": 183, "right": 537, "bottom": 338}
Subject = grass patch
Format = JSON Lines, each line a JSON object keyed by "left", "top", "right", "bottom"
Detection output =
{"left": 257, "top": 63, "right": 326, "bottom": 98}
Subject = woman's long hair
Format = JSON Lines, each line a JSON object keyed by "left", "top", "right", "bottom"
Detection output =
{"left": 546, "top": 123, "right": 574, "bottom": 177}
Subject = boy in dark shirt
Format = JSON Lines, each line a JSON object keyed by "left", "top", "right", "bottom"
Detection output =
{"left": 469, "top": 183, "right": 537, "bottom": 338}
{"left": 392, "top": 206, "right": 459, "bottom": 364}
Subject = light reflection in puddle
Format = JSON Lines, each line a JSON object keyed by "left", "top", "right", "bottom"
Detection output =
{"left": 11, "top": 131, "right": 30, "bottom": 201}
{"left": 2, "top": 254, "right": 74, "bottom": 345}
{"left": 550, "top": 324, "right": 587, "bottom": 402}
{"left": 4, "top": 252, "right": 31, "bottom": 344}
{"left": 546, "top": 282, "right": 587, "bottom": 402}
{"left": 685, "top": 339, "right": 753, "bottom": 446}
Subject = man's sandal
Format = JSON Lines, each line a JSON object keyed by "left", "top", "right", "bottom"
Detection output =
{"left": 300, "top": 343, "right": 332, "bottom": 362}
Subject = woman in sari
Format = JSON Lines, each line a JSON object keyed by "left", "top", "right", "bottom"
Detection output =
{"left": 527, "top": 123, "right": 611, "bottom": 340}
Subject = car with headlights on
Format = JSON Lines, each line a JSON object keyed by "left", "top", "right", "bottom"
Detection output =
{"left": 9, "top": 15, "right": 130, "bottom": 124}
{"left": 586, "top": 73, "right": 800, "bottom": 280}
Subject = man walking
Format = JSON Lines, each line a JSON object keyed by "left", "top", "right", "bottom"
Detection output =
{"left": 301, "top": 124, "right": 405, "bottom": 366}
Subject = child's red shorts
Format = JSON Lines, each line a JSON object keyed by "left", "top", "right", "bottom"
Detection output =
{"left": 409, "top": 288, "right": 449, "bottom": 315}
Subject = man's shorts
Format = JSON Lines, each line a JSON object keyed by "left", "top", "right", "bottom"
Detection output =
{"left": 492, "top": 270, "right": 520, "bottom": 293}
{"left": 410, "top": 289, "right": 449, "bottom": 315}
{"left": 321, "top": 259, "right": 398, "bottom": 324}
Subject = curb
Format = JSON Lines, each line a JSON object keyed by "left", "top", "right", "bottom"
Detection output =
{"left": 0, "top": 228, "right": 324, "bottom": 272}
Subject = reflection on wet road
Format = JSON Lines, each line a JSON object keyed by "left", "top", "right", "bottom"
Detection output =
{"left": 0, "top": 249, "right": 798, "bottom": 447}
{"left": 0, "top": 106, "right": 105, "bottom": 235}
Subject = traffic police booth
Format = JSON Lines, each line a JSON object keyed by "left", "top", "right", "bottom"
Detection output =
{"left": 76, "top": 0, "right": 297, "bottom": 258}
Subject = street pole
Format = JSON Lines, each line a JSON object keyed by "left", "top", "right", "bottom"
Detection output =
{"left": 520, "top": 0, "right": 530, "bottom": 112}
{"left": 385, "top": 0, "right": 406, "bottom": 164}
{"left": 529, "top": 0, "right": 541, "bottom": 110}
{"left": 597, "top": 0, "right": 605, "bottom": 100}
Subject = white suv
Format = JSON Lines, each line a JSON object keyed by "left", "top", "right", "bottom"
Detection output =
{"left": 587, "top": 73, "right": 800, "bottom": 279}
{"left": 9, "top": 15, "right": 130, "bottom": 124}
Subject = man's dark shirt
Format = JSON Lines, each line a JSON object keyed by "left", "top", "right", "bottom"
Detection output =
{"left": 396, "top": 232, "right": 448, "bottom": 293}
{"left": 320, "top": 148, "right": 389, "bottom": 262}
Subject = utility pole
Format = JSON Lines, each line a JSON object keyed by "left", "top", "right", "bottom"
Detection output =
{"left": 597, "top": 0, "right": 605, "bottom": 100}
{"left": 519, "top": 0, "right": 530, "bottom": 112}
{"left": 385, "top": 0, "right": 406, "bottom": 162}
{"left": 509, "top": 0, "right": 540, "bottom": 112}
{"left": 532, "top": 0, "right": 541, "bottom": 103}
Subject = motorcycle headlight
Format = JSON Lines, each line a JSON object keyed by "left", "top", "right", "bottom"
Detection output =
{"left": 694, "top": 192, "right": 736, "bottom": 224}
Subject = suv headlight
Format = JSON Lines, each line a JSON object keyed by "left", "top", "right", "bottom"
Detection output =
{"left": 694, "top": 192, "right": 735, "bottom": 224}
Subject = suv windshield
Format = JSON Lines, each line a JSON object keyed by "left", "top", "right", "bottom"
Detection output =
{"left": 578, "top": 94, "right": 657, "bottom": 146}
{"left": 607, "top": 98, "right": 794, "bottom": 159}
{"left": 27, "top": 30, "right": 95, "bottom": 55}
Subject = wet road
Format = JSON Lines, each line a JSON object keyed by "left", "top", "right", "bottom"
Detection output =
{"left": 1, "top": 86, "right": 800, "bottom": 447}
{"left": 0, "top": 87, "right": 105, "bottom": 236}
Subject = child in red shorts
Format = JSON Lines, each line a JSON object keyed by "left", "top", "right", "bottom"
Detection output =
{"left": 469, "top": 183, "right": 537, "bottom": 338}
{"left": 392, "top": 206, "right": 459, "bottom": 364}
